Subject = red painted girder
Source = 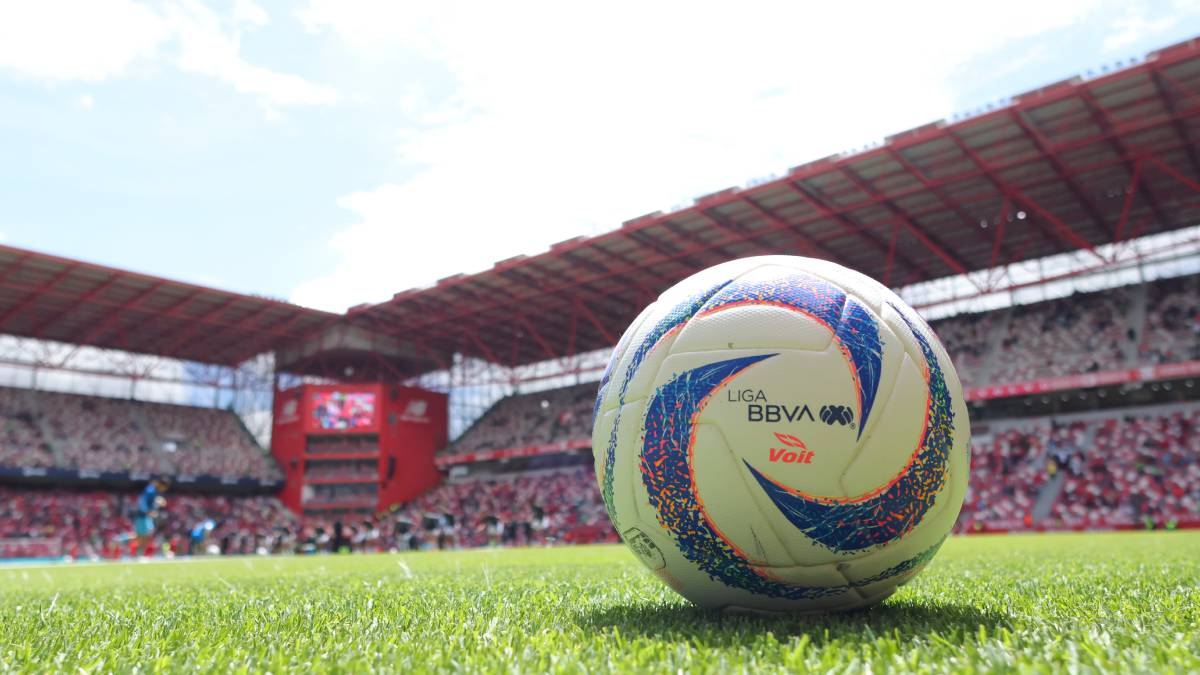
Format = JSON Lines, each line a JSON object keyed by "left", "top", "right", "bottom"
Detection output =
{"left": 2, "top": 278, "right": 317, "bottom": 350}
{"left": 1009, "top": 109, "right": 1118, "bottom": 239}
{"left": 836, "top": 164, "right": 976, "bottom": 283}
{"left": 1114, "top": 159, "right": 1144, "bottom": 245}
{"left": 24, "top": 273, "right": 124, "bottom": 338}
{"left": 514, "top": 312, "right": 559, "bottom": 360}
{"left": 68, "top": 281, "right": 169, "bottom": 345}
{"left": 354, "top": 63, "right": 1200, "bottom": 331}
{"left": 886, "top": 146, "right": 1021, "bottom": 268}
{"left": 0, "top": 263, "right": 80, "bottom": 331}
{"left": 1151, "top": 156, "right": 1200, "bottom": 194}
{"left": 943, "top": 131, "right": 1106, "bottom": 262}
{"left": 151, "top": 295, "right": 246, "bottom": 356}
{"left": 574, "top": 297, "right": 618, "bottom": 345}
{"left": 783, "top": 179, "right": 938, "bottom": 281}
{"left": 189, "top": 305, "right": 317, "bottom": 365}
{"left": 734, "top": 195, "right": 849, "bottom": 264}
{"left": 1076, "top": 87, "right": 1172, "bottom": 235}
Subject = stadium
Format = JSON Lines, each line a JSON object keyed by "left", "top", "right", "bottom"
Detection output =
{"left": 1, "top": 20, "right": 1199, "bottom": 673}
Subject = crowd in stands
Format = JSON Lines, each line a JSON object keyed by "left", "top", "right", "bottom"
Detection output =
{"left": 445, "top": 383, "right": 594, "bottom": 456}
{"left": 1141, "top": 275, "right": 1200, "bottom": 365}
{"left": 929, "top": 276, "right": 1200, "bottom": 388}
{"left": 931, "top": 289, "right": 1131, "bottom": 387}
{"left": 0, "top": 488, "right": 296, "bottom": 558}
{"left": 958, "top": 424, "right": 1049, "bottom": 529}
{"left": 1052, "top": 408, "right": 1200, "bottom": 528}
{"left": 932, "top": 312, "right": 996, "bottom": 389}
{"left": 443, "top": 277, "right": 1200, "bottom": 459}
{"left": 957, "top": 406, "right": 1200, "bottom": 532}
{"left": 142, "top": 404, "right": 276, "bottom": 478}
{"left": 0, "top": 389, "right": 54, "bottom": 469}
{"left": 388, "top": 466, "right": 615, "bottom": 549}
{"left": 0, "top": 387, "right": 279, "bottom": 481}
{"left": 0, "top": 464, "right": 615, "bottom": 558}
{"left": 0, "top": 400, "right": 1196, "bottom": 559}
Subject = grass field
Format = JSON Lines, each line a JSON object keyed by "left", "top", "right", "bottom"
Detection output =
{"left": 1, "top": 532, "right": 1197, "bottom": 673}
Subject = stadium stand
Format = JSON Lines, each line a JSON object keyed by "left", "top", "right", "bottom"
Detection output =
{"left": 1, "top": 396, "right": 1198, "bottom": 558}
{"left": 0, "top": 273, "right": 1197, "bottom": 558}
{"left": 440, "top": 277, "right": 1200, "bottom": 461}
{"left": 388, "top": 466, "right": 615, "bottom": 550}
{"left": 444, "top": 383, "right": 595, "bottom": 456}
{"left": 1141, "top": 275, "right": 1200, "bottom": 365}
{"left": 0, "top": 387, "right": 280, "bottom": 480}
{"left": 1051, "top": 407, "right": 1200, "bottom": 529}
{"left": 0, "top": 488, "right": 296, "bottom": 558}
{"left": 5, "top": 396, "right": 1197, "bottom": 558}
{"left": 920, "top": 277, "right": 1191, "bottom": 388}
{"left": 0, "top": 388, "right": 54, "bottom": 469}
{"left": 957, "top": 403, "right": 1200, "bottom": 533}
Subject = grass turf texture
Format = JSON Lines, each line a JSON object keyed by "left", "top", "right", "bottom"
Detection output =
{"left": 0, "top": 532, "right": 1197, "bottom": 673}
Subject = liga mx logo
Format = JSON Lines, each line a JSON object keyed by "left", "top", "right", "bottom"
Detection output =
{"left": 819, "top": 404, "right": 853, "bottom": 426}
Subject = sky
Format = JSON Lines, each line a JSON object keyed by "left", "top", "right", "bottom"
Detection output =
{"left": 1, "top": 0, "right": 1198, "bottom": 312}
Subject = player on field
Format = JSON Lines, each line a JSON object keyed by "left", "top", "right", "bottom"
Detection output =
{"left": 133, "top": 477, "right": 169, "bottom": 557}
{"left": 188, "top": 519, "right": 216, "bottom": 555}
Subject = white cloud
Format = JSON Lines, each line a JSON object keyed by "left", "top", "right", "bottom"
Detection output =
{"left": 292, "top": 0, "right": 1123, "bottom": 311}
{"left": 1103, "top": 3, "right": 1180, "bottom": 51}
{"left": 77, "top": 93, "right": 94, "bottom": 110}
{"left": 0, "top": 0, "right": 169, "bottom": 82}
{"left": 168, "top": 0, "right": 339, "bottom": 117}
{"left": 0, "top": 0, "right": 338, "bottom": 115}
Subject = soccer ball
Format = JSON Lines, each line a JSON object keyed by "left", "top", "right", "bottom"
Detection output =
{"left": 592, "top": 256, "right": 969, "bottom": 613}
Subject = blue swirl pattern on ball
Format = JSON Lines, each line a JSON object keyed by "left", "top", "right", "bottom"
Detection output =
{"left": 694, "top": 271, "right": 882, "bottom": 439}
{"left": 641, "top": 353, "right": 948, "bottom": 599}
{"left": 599, "top": 278, "right": 733, "bottom": 526}
{"left": 744, "top": 305, "right": 955, "bottom": 552}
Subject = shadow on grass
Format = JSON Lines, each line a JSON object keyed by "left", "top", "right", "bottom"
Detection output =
{"left": 579, "top": 597, "right": 1011, "bottom": 647}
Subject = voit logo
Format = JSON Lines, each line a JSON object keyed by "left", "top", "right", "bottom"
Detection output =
{"left": 399, "top": 399, "right": 430, "bottom": 423}
{"left": 767, "top": 432, "right": 814, "bottom": 465}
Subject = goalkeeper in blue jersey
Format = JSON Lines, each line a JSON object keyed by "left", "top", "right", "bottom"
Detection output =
{"left": 132, "top": 478, "right": 169, "bottom": 557}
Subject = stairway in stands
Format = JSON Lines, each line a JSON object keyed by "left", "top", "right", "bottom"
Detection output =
{"left": 26, "top": 390, "right": 68, "bottom": 467}
{"left": 1030, "top": 420, "right": 1099, "bottom": 523}
{"left": 975, "top": 307, "right": 1013, "bottom": 384}
{"left": 1123, "top": 282, "right": 1149, "bottom": 367}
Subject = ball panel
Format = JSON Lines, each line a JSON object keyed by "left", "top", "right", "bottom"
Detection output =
{"left": 600, "top": 397, "right": 653, "bottom": 533}
{"left": 595, "top": 300, "right": 660, "bottom": 418}
{"left": 641, "top": 423, "right": 794, "bottom": 567}
{"left": 713, "top": 563, "right": 860, "bottom": 614}
{"left": 788, "top": 257, "right": 890, "bottom": 315}
{"left": 591, "top": 404, "right": 619, "bottom": 496}
{"left": 595, "top": 302, "right": 655, "bottom": 416}
{"left": 840, "top": 351, "right": 927, "bottom": 497}
{"left": 670, "top": 303, "right": 834, "bottom": 354}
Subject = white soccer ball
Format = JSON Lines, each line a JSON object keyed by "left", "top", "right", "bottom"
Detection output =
{"left": 592, "top": 256, "right": 969, "bottom": 613}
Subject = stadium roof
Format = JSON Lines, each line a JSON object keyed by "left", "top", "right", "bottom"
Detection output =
{"left": 2, "top": 37, "right": 1199, "bottom": 377}
{"left": 0, "top": 244, "right": 336, "bottom": 366}
{"left": 348, "top": 37, "right": 1200, "bottom": 371}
